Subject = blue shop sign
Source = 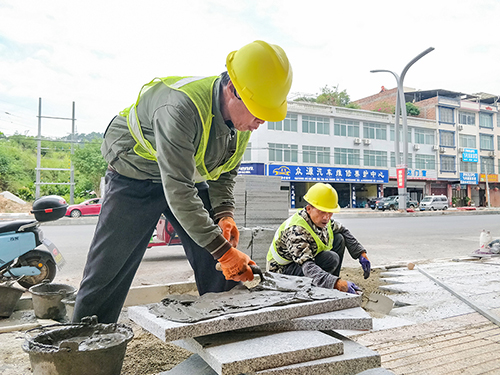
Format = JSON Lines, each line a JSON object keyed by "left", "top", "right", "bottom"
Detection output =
{"left": 460, "top": 172, "right": 478, "bottom": 185}
{"left": 462, "top": 148, "right": 478, "bottom": 163}
{"left": 238, "top": 163, "right": 265, "bottom": 175}
{"left": 268, "top": 164, "right": 388, "bottom": 183}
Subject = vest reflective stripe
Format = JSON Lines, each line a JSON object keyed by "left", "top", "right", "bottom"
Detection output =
{"left": 170, "top": 76, "right": 206, "bottom": 88}
{"left": 267, "top": 212, "right": 334, "bottom": 266}
{"left": 121, "top": 76, "right": 251, "bottom": 181}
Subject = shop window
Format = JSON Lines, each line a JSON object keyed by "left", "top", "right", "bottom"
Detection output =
{"left": 458, "top": 134, "right": 476, "bottom": 149}
{"left": 334, "top": 148, "right": 360, "bottom": 166}
{"left": 268, "top": 143, "right": 298, "bottom": 162}
{"left": 363, "top": 150, "right": 387, "bottom": 167}
{"left": 363, "top": 122, "right": 387, "bottom": 140}
{"left": 334, "top": 119, "right": 359, "bottom": 137}
{"left": 458, "top": 111, "right": 475, "bottom": 126}
{"left": 439, "top": 107, "right": 454, "bottom": 124}
{"left": 268, "top": 113, "right": 298, "bottom": 132}
{"left": 479, "top": 134, "right": 493, "bottom": 150}
{"left": 439, "top": 130, "right": 455, "bottom": 147}
{"left": 440, "top": 155, "right": 456, "bottom": 173}
{"left": 415, "top": 154, "right": 435, "bottom": 170}
{"left": 242, "top": 142, "right": 252, "bottom": 161}
{"left": 303, "top": 145, "right": 330, "bottom": 164}
{"left": 479, "top": 112, "right": 493, "bottom": 129}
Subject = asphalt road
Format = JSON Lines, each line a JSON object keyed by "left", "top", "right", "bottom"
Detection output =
{"left": 39, "top": 213, "right": 499, "bottom": 289}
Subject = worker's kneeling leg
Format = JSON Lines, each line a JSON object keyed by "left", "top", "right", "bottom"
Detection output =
{"left": 315, "top": 250, "right": 341, "bottom": 274}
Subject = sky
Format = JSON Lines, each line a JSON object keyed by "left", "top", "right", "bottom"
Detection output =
{"left": 0, "top": 0, "right": 499, "bottom": 138}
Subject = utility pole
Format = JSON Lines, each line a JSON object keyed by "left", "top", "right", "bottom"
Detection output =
{"left": 371, "top": 47, "right": 434, "bottom": 210}
{"left": 35, "top": 98, "right": 76, "bottom": 203}
{"left": 483, "top": 158, "right": 491, "bottom": 208}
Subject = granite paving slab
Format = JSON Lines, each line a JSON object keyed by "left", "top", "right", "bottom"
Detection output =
{"left": 128, "top": 292, "right": 360, "bottom": 342}
{"left": 159, "top": 354, "right": 216, "bottom": 375}
{"left": 357, "top": 368, "right": 396, "bottom": 375}
{"left": 162, "top": 332, "right": 380, "bottom": 375}
{"left": 253, "top": 332, "right": 381, "bottom": 375}
{"left": 176, "top": 330, "right": 344, "bottom": 375}
{"left": 239, "top": 307, "right": 372, "bottom": 332}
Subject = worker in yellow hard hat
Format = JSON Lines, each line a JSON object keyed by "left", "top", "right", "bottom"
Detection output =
{"left": 267, "top": 183, "right": 371, "bottom": 294}
{"left": 73, "top": 40, "right": 293, "bottom": 324}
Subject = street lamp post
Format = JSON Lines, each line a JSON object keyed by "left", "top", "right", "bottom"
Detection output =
{"left": 371, "top": 47, "right": 435, "bottom": 210}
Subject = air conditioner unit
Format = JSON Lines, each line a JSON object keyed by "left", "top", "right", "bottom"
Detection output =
{"left": 488, "top": 151, "right": 495, "bottom": 157}
{"left": 353, "top": 138, "right": 361, "bottom": 144}
{"left": 439, "top": 147, "right": 446, "bottom": 153}
{"left": 413, "top": 144, "right": 420, "bottom": 151}
{"left": 457, "top": 125, "right": 463, "bottom": 131}
{"left": 432, "top": 145, "right": 439, "bottom": 151}
{"left": 363, "top": 139, "right": 371, "bottom": 145}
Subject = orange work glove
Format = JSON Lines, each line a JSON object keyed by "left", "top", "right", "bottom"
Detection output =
{"left": 218, "top": 217, "right": 239, "bottom": 247}
{"left": 217, "top": 247, "right": 255, "bottom": 282}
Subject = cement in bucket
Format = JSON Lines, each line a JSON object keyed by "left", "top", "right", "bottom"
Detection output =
{"left": 29, "top": 283, "right": 76, "bottom": 320}
{"left": 0, "top": 284, "right": 24, "bottom": 318}
{"left": 23, "top": 316, "right": 134, "bottom": 375}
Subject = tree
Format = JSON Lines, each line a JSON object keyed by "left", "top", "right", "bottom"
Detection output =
{"left": 318, "top": 85, "right": 361, "bottom": 108}
{"left": 72, "top": 139, "right": 108, "bottom": 196}
{"left": 406, "top": 102, "right": 420, "bottom": 116}
{"left": 294, "top": 85, "right": 360, "bottom": 109}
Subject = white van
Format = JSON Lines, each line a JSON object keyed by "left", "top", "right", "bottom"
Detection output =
{"left": 418, "top": 195, "right": 449, "bottom": 211}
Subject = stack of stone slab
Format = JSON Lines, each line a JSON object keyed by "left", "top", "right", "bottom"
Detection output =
{"left": 233, "top": 175, "right": 289, "bottom": 228}
{"left": 129, "top": 286, "right": 394, "bottom": 374}
{"left": 233, "top": 175, "right": 290, "bottom": 268}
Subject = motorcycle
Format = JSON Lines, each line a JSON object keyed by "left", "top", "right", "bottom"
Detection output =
{"left": 0, "top": 195, "right": 67, "bottom": 289}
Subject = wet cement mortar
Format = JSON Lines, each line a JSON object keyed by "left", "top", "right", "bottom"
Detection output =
{"left": 0, "top": 267, "right": 378, "bottom": 375}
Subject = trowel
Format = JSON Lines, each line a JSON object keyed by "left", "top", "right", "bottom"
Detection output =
{"left": 364, "top": 292, "right": 394, "bottom": 315}
{"left": 215, "top": 263, "right": 265, "bottom": 287}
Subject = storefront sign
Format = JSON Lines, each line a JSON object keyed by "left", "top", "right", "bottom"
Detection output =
{"left": 479, "top": 174, "right": 498, "bottom": 183}
{"left": 238, "top": 163, "right": 265, "bottom": 175}
{"left": 462, "top": 148, "right": 478, "bottom": 163}
{"left": 460, "top": 172, "right": 478, "bottom": 185}
{"left": 407, "top": 169, "right": 429, "bottom": 178}
{"left": 268, "top": 164, "right": 389, "bottom": 183}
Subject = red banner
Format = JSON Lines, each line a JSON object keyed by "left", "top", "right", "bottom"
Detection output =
{"left": 397, "top": 167, "right": 406, "bottom": 188}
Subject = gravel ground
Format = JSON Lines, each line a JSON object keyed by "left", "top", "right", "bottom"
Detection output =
{"left": 0, "top": 266, "right": 376, "bottom": 375}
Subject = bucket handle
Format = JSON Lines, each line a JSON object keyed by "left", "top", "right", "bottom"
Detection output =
{"left": 59, "top": 340, "right": 80, "bottom": 352}
{"left": 24, "top": 316, "right": 100, "bottom": 340}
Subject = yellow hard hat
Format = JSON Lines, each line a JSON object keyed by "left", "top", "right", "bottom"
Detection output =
{"left": 226, "top": 40, "right": 293, "bottom": 122}
{"left": 304, "top": 183, "right": 340, "bottom": 213}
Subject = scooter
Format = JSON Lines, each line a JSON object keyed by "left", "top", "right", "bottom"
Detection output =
{"left": 0, "top": 195, "right": 67, "bottom": 289}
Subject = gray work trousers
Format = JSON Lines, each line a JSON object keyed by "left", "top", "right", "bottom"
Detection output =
{"left": 72, "top": 169, "right": 238, "bottom": 324}
{"left": 283, "top": 233, "right": 346, "bottom": 277}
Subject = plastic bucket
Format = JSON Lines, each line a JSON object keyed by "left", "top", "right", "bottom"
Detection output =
{"left": 0, "top": 285, "right": 24, "bottom": 318}
{"left": 23, "top": 316, "right": 134, "bottom": 375}
{"left": 29, "top": 283, "right": 76, "bottom": 320}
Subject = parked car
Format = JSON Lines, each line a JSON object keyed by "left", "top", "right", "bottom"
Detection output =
{"left": 419, "top": 195, "right": 449, "bottom": 211}
{"left": 65, "top": 198, "right": 102, "bottom": 218}
{"left": 377, "top": 196, "right": 418, "bottom": 211}
{"left": 376, "top": 197, "right": 392, "bottom": 211}
{"left": 368, "top": 197, "right": 385, "bottom": 210}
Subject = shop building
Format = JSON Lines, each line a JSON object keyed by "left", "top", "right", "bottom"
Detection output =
{"left": 239, "top": 101, "right": 441, "bottom": 208}
{"left": 355, "top": 88, "right": 500, "bottom": 207}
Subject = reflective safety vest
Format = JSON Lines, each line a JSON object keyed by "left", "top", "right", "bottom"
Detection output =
{"left": 267, "top": 212, "right": 334, "bottom": 265}
{"left": 119, "top": 76, "right": 251, "bottom": 181}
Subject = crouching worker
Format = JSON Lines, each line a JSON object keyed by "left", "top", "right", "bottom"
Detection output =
{"left": 267, "top": 183, "right": 371, "bottom": 294}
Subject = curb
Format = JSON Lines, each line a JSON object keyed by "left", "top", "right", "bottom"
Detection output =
{"left": 1, "top": 209, "right": 499, "bottom": 225}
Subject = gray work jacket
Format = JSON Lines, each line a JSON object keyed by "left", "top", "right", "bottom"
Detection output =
{"left": 101, "top": 78, "right": 238, "bottom": 258}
